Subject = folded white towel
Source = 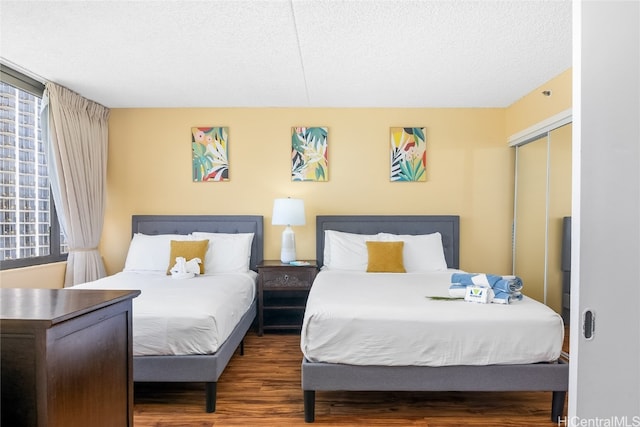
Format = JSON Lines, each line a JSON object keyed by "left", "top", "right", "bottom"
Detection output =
{"left": 171, "top": 271, "right": 195, "bottom": 280}
{"left": 184, "top": 257, "right": 202, "bottom": 275}
{"left": 449, "top": 283, "right": 468, "bottom": 298}
{"left": 170, "top": 256, "right": 202, "bottom": 279}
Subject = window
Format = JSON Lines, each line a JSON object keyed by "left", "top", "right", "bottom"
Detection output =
{"left": 0, "top": 65, "right": 67, "bottom": 269}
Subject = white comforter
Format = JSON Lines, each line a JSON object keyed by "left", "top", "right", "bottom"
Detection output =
{"left": 301, "top": 270, "right": 564, "bottom": 366}
{"left": 74, "top": 271, "right": 257, "bottom": 356}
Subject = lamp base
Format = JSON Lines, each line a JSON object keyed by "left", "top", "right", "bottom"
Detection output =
{"left": 280, "top": 226, "right": 297, "bottom": 263}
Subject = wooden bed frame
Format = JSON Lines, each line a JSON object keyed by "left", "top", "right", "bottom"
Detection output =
{"left": 301, "top": 215, "right": 568, "bottom": 422}
{"left": 130, "top": 214, "right": 263, "bottom": 412}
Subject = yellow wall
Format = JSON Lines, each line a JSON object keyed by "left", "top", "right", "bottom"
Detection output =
{"left": 3, "top": 68, "right": 572, "bottom": 295}
{"left": 505, "top": 68, "right": 572, "bottom": 137}
{"left": 0, "top": 262, "right": 66, "bottom": 289}
{"left": 102, "top": 108, "right": 513, "bottom": 275}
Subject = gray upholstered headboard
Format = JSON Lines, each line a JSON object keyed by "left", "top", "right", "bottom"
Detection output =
{"left": 131, "top": 215, "right": 264, "bottom": 271}
{"left": 316, "top": 215, "right": 460, "bottom": 269}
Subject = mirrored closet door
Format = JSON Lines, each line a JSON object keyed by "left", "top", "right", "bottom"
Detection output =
{"left": 512, "top": 122, "right": 572, "bottom": 317}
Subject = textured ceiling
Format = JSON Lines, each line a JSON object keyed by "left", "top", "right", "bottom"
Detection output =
{"left": 0, "top": 0, "right": 572, "bottom": 108}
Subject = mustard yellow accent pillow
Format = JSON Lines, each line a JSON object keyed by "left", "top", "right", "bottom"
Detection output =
{"left": 366, "top": 241, "right": 406, "bottom": 273}
{"left": 167, "top": 240, "right": 209, "bottom": 275}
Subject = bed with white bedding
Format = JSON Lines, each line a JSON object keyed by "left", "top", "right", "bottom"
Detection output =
{"left": 76, "top": 271, "right": 257, "bottom": 356}
{"left": 300, "top": 215, "right": 568, "bottom": 422}
{"left": 302, "top": 270, "right": 563, "bottom": 367}
{"left": 74, "top": 215, "right": 263, "bottom": 412}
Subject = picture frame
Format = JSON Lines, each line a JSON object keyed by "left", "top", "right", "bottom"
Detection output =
{"left": 390, "top": 127, "right": 426, "bottom": 182}
{"left": 192, "top": 126, "right": 229, "bottom": 182}
{"left": 291, "top": 126, "right": 328, "bottom": 182}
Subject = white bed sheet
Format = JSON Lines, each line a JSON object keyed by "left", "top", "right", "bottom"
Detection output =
{"left": 301, "top": 270, "right": 564, "bottom": 366}
{"left": 74, "top": 271, "right": 257, "bottom": 356}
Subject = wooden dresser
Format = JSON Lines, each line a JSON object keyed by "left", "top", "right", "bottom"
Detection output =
{"left": 1, "top": 288, "right": 140, "bottom": 427}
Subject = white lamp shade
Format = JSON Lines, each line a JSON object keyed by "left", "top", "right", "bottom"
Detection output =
{"left": 272, "top": 198, "right": 305, "bottom": 226}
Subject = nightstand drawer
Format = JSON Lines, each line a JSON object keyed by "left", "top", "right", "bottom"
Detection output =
{"left": 261, "top": 270, "right": 314, "bottom": 289}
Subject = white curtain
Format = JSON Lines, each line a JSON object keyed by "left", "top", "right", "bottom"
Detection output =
{"left": 41, "top": 82, "right": 109, "bottom": 286}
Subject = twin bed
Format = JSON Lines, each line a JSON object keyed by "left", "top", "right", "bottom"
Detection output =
{"left": 75, "top": 214, "right": 567, "bottom": 421}
{"left": 74, "top": 214, "right": 263, "bottom": 412}
{"left": 300, "top": 215, "right": 568, "bottom": 422}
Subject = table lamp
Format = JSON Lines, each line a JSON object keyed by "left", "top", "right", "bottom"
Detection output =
{"left": 272, "top": 198, "right": 305, "bottom": 263}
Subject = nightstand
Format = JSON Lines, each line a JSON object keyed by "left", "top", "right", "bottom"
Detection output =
{"left": 257, "top": 260, "right": 318, "bottom": 336}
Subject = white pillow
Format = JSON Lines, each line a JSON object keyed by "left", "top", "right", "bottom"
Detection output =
{"left": 323, "top": 230, "right": 380, "bottom": 271}
{"left": 191, "top": 232, "right": 254, "bottom": 274}
{"left": 123, "top": 233, "right": 190, "bottom": 272}
{"left": 378, "top": 232, "right": 448, "bottom": 272}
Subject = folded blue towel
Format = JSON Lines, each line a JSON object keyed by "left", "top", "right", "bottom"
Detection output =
{"left": 492, "top": 277, "right": 523, "bottom": 294}
{"left": 450, "top": 273, "right": 524, "bottom": 304}
{"left": 493, "top": 290, "right": 524, "bottom": 304}
{"left": 450, "top": 273, "right": 503, "bottom": 287}
{"left": 493, "top": 291, "right": 511, "bottom": 304}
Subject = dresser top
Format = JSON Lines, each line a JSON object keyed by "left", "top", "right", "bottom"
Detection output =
{"left": 1, "top": 288, "right": 140, "bottom": 325}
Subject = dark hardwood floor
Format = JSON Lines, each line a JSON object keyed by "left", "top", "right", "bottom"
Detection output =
{"left": 134, "top": 329, "right": 570, "bottom": 426}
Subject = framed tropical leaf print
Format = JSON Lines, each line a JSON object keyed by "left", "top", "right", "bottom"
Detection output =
{"left": 291, "top": 126, "right": 328, "bottom": 182}
{"left": 390, "top": 127, "right": 426, "bottom": 182}
{"left": 192, "top": 127, "right": 229, "bottom": 182}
